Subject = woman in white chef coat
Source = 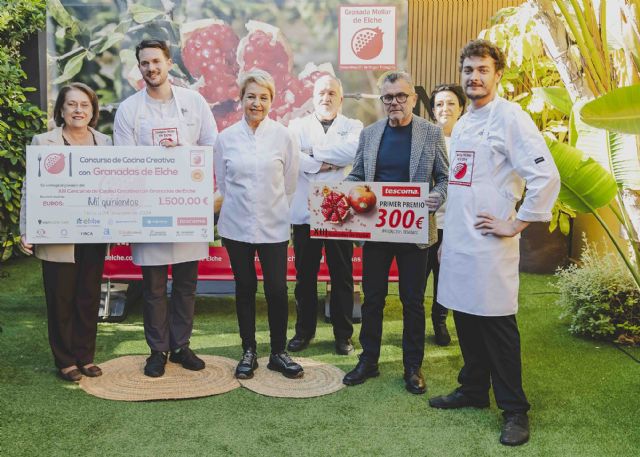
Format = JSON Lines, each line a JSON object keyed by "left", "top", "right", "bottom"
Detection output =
{"left": 426, "top": 83, "right": 466, "bottom": 346}
{"left": 214, "top": 70, "right": 302, "bottom": 380}
{"left": 19, "top": 82, "right": 112, "bottom": 382}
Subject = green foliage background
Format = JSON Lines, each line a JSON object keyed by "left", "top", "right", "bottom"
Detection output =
{"left": 0, "top": 0, "right": 47, "bottom": 261}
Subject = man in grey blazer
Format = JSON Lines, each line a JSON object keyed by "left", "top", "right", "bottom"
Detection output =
{"left": 342, "top": 71, "right": 449, "bottom": 394}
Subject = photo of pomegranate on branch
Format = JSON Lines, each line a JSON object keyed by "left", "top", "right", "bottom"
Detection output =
{"left": 47, "top": 0, "right": 408, "bottom": 133}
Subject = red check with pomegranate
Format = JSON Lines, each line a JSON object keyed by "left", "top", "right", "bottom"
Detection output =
{"left": 25, "top": 145, "right": 214, "bottom": 244}
{"left": 309, "top": 182, "right": 429, "bottom": 243}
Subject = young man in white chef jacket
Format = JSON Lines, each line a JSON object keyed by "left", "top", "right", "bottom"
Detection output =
{"left": 287, "top": 75, "right": 363, "bottom": 356}
{"left": 430, "top": 40, "right": 560, "bottom": 446}
{"left": 113, "top": 40, "right": 218, "bottom": 377}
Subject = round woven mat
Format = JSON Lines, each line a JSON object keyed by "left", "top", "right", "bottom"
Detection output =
{"left": 79, "top": 355, "right": 240, "bottom": 401}
{"left": 238, "top": 357, "right": 345, "bottom": 398}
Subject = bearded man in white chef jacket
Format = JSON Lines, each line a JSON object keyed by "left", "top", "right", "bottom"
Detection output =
{"left": 287, "top": 75, "right": 363, "bottom": 356}
{"left": 430, "top": 40, "right": 560, "bottom": 447}
{"left": 113, "top": 40, "right": 218, "bottom": 378}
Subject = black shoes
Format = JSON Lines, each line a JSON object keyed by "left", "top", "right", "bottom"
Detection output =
{"left": 500, "top": 413, "right": 530, "bottom": 446}
{"left": 342, "top": 359, "right": 380, "bottom": 386}
{"left": 433, "top": 320, "right": 451, "bottom": 346}
{"left": 404, "top": 368, "right": 426, "bottom": 394}
{"left": 267, "top": 352, "right": 304, "bottom": 378}
{"left": 144, "top": 351, "right": 168, "bottom": 377}
{"left": 335, "top": 338, "right": 355, "bottom": 355}
{"left": 235, "top": 349, "right": 258, "bottom": 379}
{"left": 428, "top": 389, "right": 489, "bottom": 409}
{"left": 58, "top": 367, "right": 82, "bottom": 382}
{"left": 169, "top": 346, "right": 205, "bottom": 371}
{"left": 286, "top": 335, "right": 313, "bottom": 352}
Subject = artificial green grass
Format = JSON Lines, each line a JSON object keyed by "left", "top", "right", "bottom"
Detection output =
{"left": 0, "top": 257, "right": 638, "bottom": 456}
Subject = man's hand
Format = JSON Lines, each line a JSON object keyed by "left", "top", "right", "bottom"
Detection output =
{"left": 319, "top": 162, "right": 335, "bottom": 172}
{"left": 426, "top": 192, "right": 442, "bottom": 212}
{"left": 19, "top": 235, "right": 33, "bottom": 256}
{"left": 474, "top": 212, "right": 530, "bottom": 237}
{"left": 437, "top": 244, "right": 442, "bottom": 263}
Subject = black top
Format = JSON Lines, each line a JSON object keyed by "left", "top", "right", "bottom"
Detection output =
{"left": 374, "top": 121, "right": 412, "bottom": 182}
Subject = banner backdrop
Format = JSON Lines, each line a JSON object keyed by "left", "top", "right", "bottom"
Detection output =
{"left": 46, "top": 0, "right": 408, "bottom": 133}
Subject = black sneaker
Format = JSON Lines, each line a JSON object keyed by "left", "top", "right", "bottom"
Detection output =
{"left": 286, "top": 334, "right": 313, "bottom": 352}
{"left": 169, "top": 346, "right": 205, "bottom": 371}
{"left": 335, "top": 338, "right": 355, "bottom": 355}
{"left": 267, "top": 352, "right": 304, "bottom": 379}
{"left": 144, "top": 351, "right": 167, "bottom": 377}
{"left": 235, "top": 349, "right": 258, "bottom": 379}
{"left": 433, "top": 320, "right": 451, "bottom": 346}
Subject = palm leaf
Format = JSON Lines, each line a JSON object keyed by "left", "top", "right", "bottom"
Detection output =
{"left": 533, "top": 86, "right": 573, "bottom": 116}
{"left": 580, "top": 85, "right": 640, "bottom": 134}
{"left": 545, "top": 138, "right": 618, "bottom": 213}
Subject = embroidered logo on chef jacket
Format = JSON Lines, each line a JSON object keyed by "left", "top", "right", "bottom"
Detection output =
{"left": 338, "top": 130, "right": 349, "bottom": 137}
{"left": 152, "top": 127, "right": 179, "bottom": 146}
{"left": 449, "top": 150, "right": 475, "bottom": 187}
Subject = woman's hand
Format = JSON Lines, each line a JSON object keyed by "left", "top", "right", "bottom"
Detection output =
{"left": 19, "top": 235, "right": 34, "bottom": 256}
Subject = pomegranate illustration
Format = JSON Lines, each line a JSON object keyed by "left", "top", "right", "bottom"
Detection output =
{"left": 44, "top": 153, "right": 65, "bottom": 174}
{"left": 348, "top": 185, "right": 377, "bottom": 214}
{"left": 453, "top": 163, "right": 467, "bottom": 180}
{"left": 351, "top": 27, "right": 384, "bottom": 60}
{"left": 181, "top": 20, "right": 240, "bottom": 104}
{"left": 320, "top": 186, "right": 350, "bottom": 224}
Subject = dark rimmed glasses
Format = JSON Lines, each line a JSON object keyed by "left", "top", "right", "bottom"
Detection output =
{"left": 379, "top": 92, "right": 414, "bottom": 104}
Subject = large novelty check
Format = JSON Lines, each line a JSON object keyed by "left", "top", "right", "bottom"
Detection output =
{"left": 25, "top": 145, "right": 214, "bottom": 243}
{"left": 309, "top": 182, "right": 430, "bottom": 243}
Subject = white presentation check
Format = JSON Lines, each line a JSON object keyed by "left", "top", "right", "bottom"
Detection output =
{"left": 25, "top": 145, "right": 214, "bottom": 243}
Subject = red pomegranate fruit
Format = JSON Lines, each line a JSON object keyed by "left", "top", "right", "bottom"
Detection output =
{"left": 351, "top": 27, "right": 384, "bottom": 60}
{"left": 320, "top": 187, "right": 350, "bottom": 224}
{"left": 44, "top": 153, "right": 65, "bottom": 174}
{"left": 348, "top": 185, "right": 377, "bottom": 214}
{"left": 453, "top": 163, "right": 467, "bottom": 180}
{"left": 181, "top": 20, "right": 240, "bottom": 104}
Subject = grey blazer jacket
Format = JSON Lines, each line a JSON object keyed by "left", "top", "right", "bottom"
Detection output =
{"left": 345, "top": 115, "right": 449, "bottom": 247}
{"left": 19, "top": 126, "right": 113, "bottom": 263}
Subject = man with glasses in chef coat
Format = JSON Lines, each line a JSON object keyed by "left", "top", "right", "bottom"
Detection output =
{"left": 113, "top": 39, "right": 218, "bottom": 378}
{"left": 430, "top": 40, "right": 560, "bottom": 446}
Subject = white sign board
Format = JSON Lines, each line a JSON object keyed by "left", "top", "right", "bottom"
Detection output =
{"left": 339, "top": 5, "right": 397, "bottom": 70}
{"left": 25, "top": 145, "right": 214, "bottom": 244}
{"left": 309, "top": 181, "right": 429, "bottom": 243}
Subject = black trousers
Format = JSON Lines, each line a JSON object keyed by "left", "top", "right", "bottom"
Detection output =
{"left": 360, "top": 242, "right": 428, "bottom": 369}
{"left": 223, "top": 238, "right": 289, "bottom": 354}
{"left": 141, "top": 261, "right": 199, "bottom": 352}
{"left": 453, "top": 310, "right": 531, "bottom": 414}
{"left": 292, "top": 224, "right": 354, "bottom": 340}
{"left": 426, "top": 229, "right": 448, "bottom": 323}
{"left": 41, "top": 244, "right": 106, "bottom": 369}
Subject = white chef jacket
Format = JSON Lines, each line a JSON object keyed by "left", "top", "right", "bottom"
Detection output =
{"left": 215, "top": 116, "right": 299, "bottom": 244}
{"left": 289, "top": 113, "right": 363, "bottom": 225}
{"left": 438, "top": 96, "right": 560, "bottom": 316}
{"left": 113, "top": 85, "right": 218, "bottom": 266}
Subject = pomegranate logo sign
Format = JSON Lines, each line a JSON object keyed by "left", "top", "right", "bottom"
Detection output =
{"left": 351, "top": 28, "right": 383, "bottom": 60}
{"left": 339, "top": 6, "right": 396, "bottom": 70}
{"left": 44, "top": 153, "right": 65, "bottom": 174}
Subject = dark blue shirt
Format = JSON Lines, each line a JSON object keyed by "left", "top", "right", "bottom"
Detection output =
{"left": 374, "top": 121, "right": 412, "bottom": 182}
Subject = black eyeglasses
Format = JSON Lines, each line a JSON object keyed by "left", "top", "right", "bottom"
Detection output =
{"left": 379, "top": 92, "right": 413, "bottom": 104}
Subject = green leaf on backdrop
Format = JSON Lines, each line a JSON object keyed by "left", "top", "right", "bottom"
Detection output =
{"left": 545, "top": 138, "right": 618, "bottom": 213}
{"left": 129, "top": 4, "right": 165, "bottom": 24}
{"left": 533, "top": 86, "right": 573, "bottom": 116}
{"left": 52, "top": 50, "right": 87, "bottom": 85}
{"left": 97, "top": 33, "right": 125, "bottom": 54}
{"left": 572, "top": 99, "right": 640, "bottom": 189}
{"left": 48, "top": 0, "right": 75, "bottom": 29}
{"left": 580, "top": 85, "right": 640, "bottom": 134}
